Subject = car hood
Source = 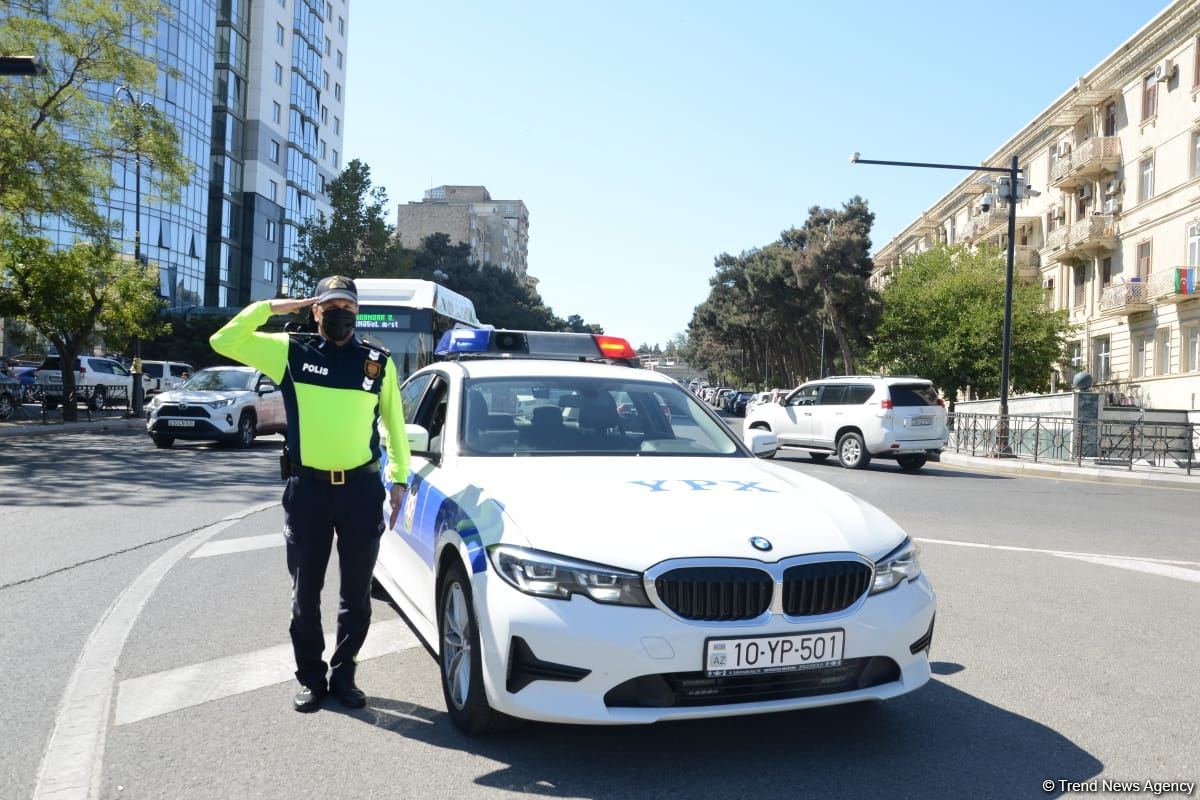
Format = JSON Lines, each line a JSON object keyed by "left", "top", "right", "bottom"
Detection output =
{"left": 453, "top": 456, "right": 906, "bottom": 571}
{"left": 155, "top": 389, "right": 251, "bottom": 404}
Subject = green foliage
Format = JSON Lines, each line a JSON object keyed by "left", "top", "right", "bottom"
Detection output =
{"left": 141, "top": 313, "right": 237, "bottom": 370}
{"left": 0, "top": 0, "right": 190, "bottom": 233}
{"left": 687, "top": 198, "right": 880, "bottom": 387}
{"left": 866, "top": 244, "right": 1073, "bottom": 406}
{"left": 0, "top": 225, "right": 165, "bottom": 419}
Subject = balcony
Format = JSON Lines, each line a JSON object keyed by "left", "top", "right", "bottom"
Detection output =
{"left": 1042, "top": 214, "right": 1116, "bottom": 263}
{"left": 1099, "top": 282, "right": 1151, "bottom": 317}
{"left": 1048, "top": 137, "right": 1121, "bottom": 191}
{"left": 1146, "top": 268, "right": 1200, "bottom": 304}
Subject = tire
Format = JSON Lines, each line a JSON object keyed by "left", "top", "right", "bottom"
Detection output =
{"left": 836, "top": 432, "right": 871, "bottom": 470}
{"left": 89, "top": 386, "right": 107, "bottom": 412}
{"left": 808, "top": 452, "right": 830, "bottom": 463}
{"left": 233, "top": 411, "right": 256, "bottom": 448}
{"left": 897, "top": 454, "right": 928, "bottom": 472}
{"left": 437, "top": 562, "right": 508, "bottom": 735}
{"left": 151, "top": 435, "right": 174, "bottom": 449}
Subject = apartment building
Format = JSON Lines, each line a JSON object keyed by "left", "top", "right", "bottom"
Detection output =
{"left": 396, "top": 185, "right": 531, "bottom": 281}
{"left": 875, "top": 0, "right": 1200, "bottom": 410}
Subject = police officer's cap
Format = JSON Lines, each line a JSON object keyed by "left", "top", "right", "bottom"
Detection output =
{"left": 315, "top": 275, "right": 358, "bottom": 305}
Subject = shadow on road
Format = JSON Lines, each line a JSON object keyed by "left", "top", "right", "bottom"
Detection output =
{"left": 0, "top": 431, "right": 282, "bottom": 509}
{"left": 331, "top": 682, "right": 1101, "bottom": 799}
{"left": 773, "top": 454, "right": 1014, "bottom": 481}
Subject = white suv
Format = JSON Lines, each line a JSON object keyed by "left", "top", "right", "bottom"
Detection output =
{"left": 743, "top": 376, "right": 947, "bottom": 471}
{"left": 36, "top": 355, "right": 135, "bottom": 411}
{"left": 146, "top": 366, "right": 285, "bottom": 448}
{"left": 141, "top": 360, "right": 194, "bottom": 396}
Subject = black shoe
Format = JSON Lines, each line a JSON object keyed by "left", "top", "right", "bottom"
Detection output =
{"left": 330, "top": 680, "right": 367, "bottom": 709}
{"left": 293, "top": 685, "right": 326, "bottom": 713}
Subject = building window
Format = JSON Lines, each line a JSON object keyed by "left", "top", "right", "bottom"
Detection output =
{"left": 1138, "top": 156, "right": 1154, "bottom": 203}
{"left": 320, "top": 105, "right": 328, "bottom": 124}
{"left": 333, "top": 116, "right": 339, "bottom": 135}
{"left": 320, "top": 139, "right": 326, "bottom": 158}
{"left": 1103, "top": 102, "right": 1117, "bottom": 137}
{"left": 336, "top": 50, "right": 343, "bottom": 69}
{"left": 264, "top": 259, "right": 275, "bottom": 282}
{"left": 273, "top": 62, "right": 283, "bottom": 85}
{"left": 326, "top": 2, "right": 333, "bottom": 20}
{"left": 1101, "top": 256, "right": 1113, "bottom": 287}
{"left": 1193, "top": 131, "right": 1200, "bottom": 178}
{"left": 1186, "top": 325, "right": 1200, "bottom": 372}
{"left": 1068, "top": 341, "right": 1083, "bottom": 379}
{"left": 334, "top": 83, "right": 341, "bottom": 101}
{"left": 268, "top": 180, "right": 278, "bottom": 202}
{"left": 275, "top": 23, "right": 284, "bottom": 45}
{"left": 323, "top": 71, "right": 329, "bottom": 90}
{"left": 1136, "top": 240, "right": 1152, "bottom": 278}
{"left": 1188, "top": 223, "right": 1200, "bottom": 266}
{"left": 269, "top": 140, "right": 280, "bottom": 163}
{"left": 1195, "top": 35, "right": 1200, "bottom": 88}
{"left": 272, "top": 101, "right": 281, "bottom": 124}
{"left": 1092, "top": 336, "right": 1111, "bottom": 381}
{"left": 325, "top": 36, "right": 331, "bottom": 56}
{"left": 265, "top": 220, "right": 276, "bottom": 242}
{"left": 1142, "top": 73, "right": 1158, "bottom": 121}
{"left": 218, "top": 285, "right": 229, "bottom": 307}
{"left": 1072, "top": 264, "right": 1085, "bottom": 308}
{"left": 1156, "top": 328, "right": 1172, "bottom": 375}
{"left": 1043, "top": 277, "right": 1055, "bottom": 307}
{"left": 1131, "top": 333, "right": 1150, "bottom": 378}
{"left": 332, "top": 149, "right": 339, "bottom": 168}
{"left": 319, "top": 174, "right": 325, "bottom": 193}
{"left": 338, "top": 16, "right": 344, "bottom": 34}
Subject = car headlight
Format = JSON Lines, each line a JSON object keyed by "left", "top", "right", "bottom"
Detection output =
{"left": 871, "top": 537, "right": 921, "bottom": 594}
{"left": 487, "top": 545, "right": 652, "bottom": 607}
{"left": 205, "top": 398, "right": 236, "bottom": 408}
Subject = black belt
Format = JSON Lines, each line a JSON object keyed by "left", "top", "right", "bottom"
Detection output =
{"left": 291, "top": 460, "right": 379, "bottom": 485}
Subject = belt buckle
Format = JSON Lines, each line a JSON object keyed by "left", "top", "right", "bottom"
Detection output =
{"left": 330, "top": 469, "right": 346, "bottom": 486}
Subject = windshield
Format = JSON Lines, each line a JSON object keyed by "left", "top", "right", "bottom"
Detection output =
{"left": 182, "top": 369, "right": 255, "bottom": 392}
{"left": 460, "top": 376, "right": 743, "bottom": 457}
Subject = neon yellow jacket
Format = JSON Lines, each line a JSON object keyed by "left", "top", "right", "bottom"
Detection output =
{"left": 210, "top": 301, "right": 411, "bottom": 484}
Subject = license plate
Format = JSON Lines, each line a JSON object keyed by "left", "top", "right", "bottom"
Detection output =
{"left": 705, "top": 629, "right": 844, "bottom": 677}
{"left": 167, "top": 420, "right": 195, "bottom": 428}
{"left": 911, "top": 416, "right": 932, "bottom": 426}
{"left": 48, "top": 376, "right": 61, "bottom": 383}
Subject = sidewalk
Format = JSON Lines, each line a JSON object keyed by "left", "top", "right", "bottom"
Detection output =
{"left": 939, "top": 451, "right": 1200, "bottom": 490}
{"left": 0, "top": 406, "right": 144, "bottom": 439}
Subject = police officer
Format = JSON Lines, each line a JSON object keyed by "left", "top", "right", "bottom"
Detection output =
{"left": 210, "top": 276, "right": 410, "bottom": 713}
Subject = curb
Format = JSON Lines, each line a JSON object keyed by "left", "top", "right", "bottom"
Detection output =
{"left": 938, "top": 451, "right": 1199, "bottom": 490}
{"left": 0, "top": 417, "right": 145, "bottom": 439}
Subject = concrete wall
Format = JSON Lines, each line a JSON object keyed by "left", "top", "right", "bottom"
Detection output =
{"left": 954, "top": 392, "right": 1075, "bottom": 416}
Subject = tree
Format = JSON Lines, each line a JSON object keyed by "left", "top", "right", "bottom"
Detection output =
{"left": 0, "top": 0, "right": 189, "bottom": 232}
{"left": 867, "top": 244, "right": 1072, "bottom": 408}
{"left": 0, "top": 226, "right": 163, "bottom": 420}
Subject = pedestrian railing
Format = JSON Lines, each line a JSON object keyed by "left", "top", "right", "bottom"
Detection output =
{"left": 947, "top": 412, "right": 1197, "bottom": 475}
{"left": 35, "top": 382, "right": 132, "bottom": 422}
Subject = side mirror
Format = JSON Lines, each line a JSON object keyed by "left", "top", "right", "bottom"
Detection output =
{"left": 745, "top": 430, "right": 779, "bottom": 458}
{"left": 406, "top": 423, "right": 430, "bottom": 453}
{"left": 257, "top": 385, "right": 274, "bottom": 395}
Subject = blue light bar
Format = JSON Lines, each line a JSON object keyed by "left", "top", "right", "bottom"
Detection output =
{"left": 435, "top": 328, "right": 491, "bottom": 355}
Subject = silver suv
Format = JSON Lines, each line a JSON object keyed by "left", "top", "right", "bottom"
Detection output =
{"left": 36, "top": 355, "right": 134, "bottom": 412}
{"left": 743, "top": 375, "right": 947, "bottom": 470}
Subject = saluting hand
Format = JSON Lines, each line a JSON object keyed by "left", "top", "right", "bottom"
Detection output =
{"left": 389, "top": 484, "right": 407, "bottom": 530}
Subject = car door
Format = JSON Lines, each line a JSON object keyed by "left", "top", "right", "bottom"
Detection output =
{"left": 106, "top": 360, "right": 133, "bottom": 401}
{"left": 254, "top": 373, "right": 283, "bottom": 431}
{"left": 811, "top": 384, "right": 849, "bottom": 447}
{"left": 777, "top": 385, "right": 820, "bottom": 444}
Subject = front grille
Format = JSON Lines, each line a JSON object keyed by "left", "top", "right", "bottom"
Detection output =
{"left": 604, "top": 657, "right": 900, "bottom": 708}
{"left": 782, "top": 561, "right": 872, "bottom": 616}
{"left": 654, "top": 567, "right": 773, "bottom": 621}
{"left": 158, "top": 404, "right": 210, "bottom": 419}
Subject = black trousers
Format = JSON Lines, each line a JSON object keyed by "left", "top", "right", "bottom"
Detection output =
{"left": 282, "top": 472, "right": 385, "bottom": 691}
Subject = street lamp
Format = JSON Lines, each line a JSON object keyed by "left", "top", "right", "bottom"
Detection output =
{"left": 852, "top": 152, "right": 1022, "bottom": 456}
{"left": 115, "top": 85, "right": 154, "bottom": 416}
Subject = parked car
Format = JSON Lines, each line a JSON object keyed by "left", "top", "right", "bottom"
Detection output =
{"left": 145, "top": 366, "right": 286, "bottom": 448}
{"left": 36, "top": 355, "right": 135, "bottom": 412}
{"left": 140, "top": 360, "right": 194, "bottom": 396}
{"left": 719, "top": 389, "right": 739, "bottom": 413}
{"left": 733, "top": 390, "right": 756, "bottom": 416}
{"left": 743, "top": 376, "right": 947, "bottom": 470}
{"left": 0, "top": 374, "right": 20, "bottom": 420}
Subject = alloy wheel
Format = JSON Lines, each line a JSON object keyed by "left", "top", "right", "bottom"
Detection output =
{"left": 441, "top": 581, "right": 471, "bottom": 710}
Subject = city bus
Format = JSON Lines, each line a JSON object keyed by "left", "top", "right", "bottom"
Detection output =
{"left": 354, "top": 278, "right": 482, "bottom": 379}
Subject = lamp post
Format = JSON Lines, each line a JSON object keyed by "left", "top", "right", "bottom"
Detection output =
{"left": 115, "top": 85, "right": 153, "bottom": 416}
{"left": 851, "top": 152, "right": 1021, "bottom": 456}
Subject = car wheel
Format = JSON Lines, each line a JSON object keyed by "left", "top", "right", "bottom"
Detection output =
{"left": 438, "top": 562, "right": 508, "bottom": 735}
{"left": 234, "top": 411, "right": 256, "bottom": 448}
{"left": 0, "top": 391, "right": 15, "bottom": 420}
{"left": 151, "top": 435, "right": 174, "bottom": 449}
{"left": 836, "top": 432, "right": 871, "bottom": 470}
{"left": 88, "top": 386, "right": 108, "bottom": 412}
{"left": 897, "top": 454, "right": 928, "bottom": 471}
{"left": 808, "top": 452, "right": 830, "bottom": 463}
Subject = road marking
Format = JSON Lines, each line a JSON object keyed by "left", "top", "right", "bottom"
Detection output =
{"left": 915, "top": 536, "right": 1200, "bottom": 583}
{"left": 114, "top": 619, "right": 421, "bottom": 726}
{"left": 33, "top": 501, "right": 279, "bottom": 800}
{"left": 190, "top": 532, "right": 284, "bottom": 558}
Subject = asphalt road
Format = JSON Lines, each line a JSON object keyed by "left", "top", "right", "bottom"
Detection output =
{"left": 1, "top": 427, "right": 1196, "bottom": 800}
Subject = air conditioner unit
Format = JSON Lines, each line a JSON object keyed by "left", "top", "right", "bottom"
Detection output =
{"left": 1079, "top": 183, "right": 1092, "bottom": 200}
{"left": 1104, "top": 179, "right": 1119, "bottom": 196}
{"left": 1057, "top": 141, "right": 1072, "bottom": 158}
{"left": 1052, "top": 205, "right": 1066, "bottom": 221}
{"left": 1152, "top": 58, "right": 1175, "bottom": 82}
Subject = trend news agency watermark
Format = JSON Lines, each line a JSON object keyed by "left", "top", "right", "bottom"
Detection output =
{"left": 1043, "top": 779, "right": 1195, "bottom": 796}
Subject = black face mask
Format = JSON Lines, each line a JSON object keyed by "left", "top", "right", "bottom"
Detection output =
{"left": 319, "top": 307, "right": 356, "bottom": 341}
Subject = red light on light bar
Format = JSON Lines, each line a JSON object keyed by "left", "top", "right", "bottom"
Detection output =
{"left": 593, "top": 335, "right": 636, "bottom": 359}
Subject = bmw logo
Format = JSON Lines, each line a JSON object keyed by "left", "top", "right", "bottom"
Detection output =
{"left": 750, "top": 536, "right": 773, "bottom": 552}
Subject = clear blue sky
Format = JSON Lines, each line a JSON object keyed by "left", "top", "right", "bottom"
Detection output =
{"left": 344, "top": 0, "right": 1165, "bottom": 347}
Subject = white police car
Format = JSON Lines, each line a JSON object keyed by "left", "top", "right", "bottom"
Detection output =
{"left": 375, "top": 329, "right": 935, "bottom": 734}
